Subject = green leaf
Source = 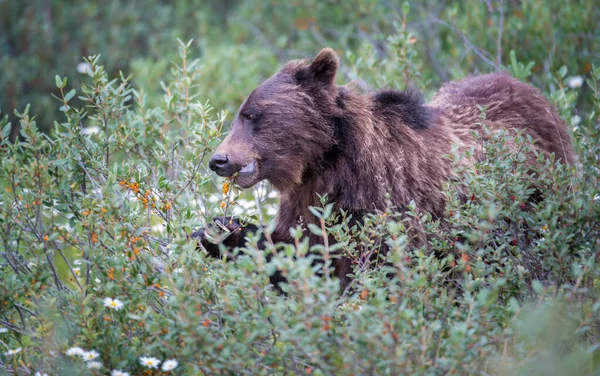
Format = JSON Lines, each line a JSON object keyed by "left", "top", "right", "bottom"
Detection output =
{"left": 308, "top": 206, "right": 323, "bottom": 219}
{"left": 402, "top": 1, "right": 410, "bottom": 16}
{"left": 2, "top": 121, "right": 11, "bottom": 138}
{"left": 558, "top": 66, "right": 568, "bottom": 79}
{"left": 307, "top": 223, "right": 323, "bottom": 237}
{"left": 65, "top": 89, "right": 76, "bottom": 102}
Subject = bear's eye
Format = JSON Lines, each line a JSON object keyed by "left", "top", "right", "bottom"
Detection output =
{"left": 242, "top": 112, "right": 254, "bottom": 122}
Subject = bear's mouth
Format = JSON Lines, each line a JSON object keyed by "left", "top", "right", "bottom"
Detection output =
{"left": 232, "top": 160, "right": 261, "bottom": 189}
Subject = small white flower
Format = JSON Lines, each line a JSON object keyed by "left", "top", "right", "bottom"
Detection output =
{"left": 87, "top": 361, "right": 102, "bottom": 369}
{"left": 567, "top": 75, "right": 584, "bottom": 89}
{"left": 0, "top": 327, "right": 8, "bottom": 333}
{"left": 82, "top": 126, "right": 101, "bottom": 135}
{"left": 73, "top": 259, "right": 82, "bottom": 265}
{"left": 82, "top": 350, "right": 100, "bottom": 361}
{"left": 151, "top": 223, "right": 165, "bottom": 233}
{"left": 173, "top": 267, "right": 184, "bottom": 274}
{"left": 161, "top": 359, "right": 178, "bottom": 371}
{"left": 571, "top": 115, "right": 581, "bottom": 126}
{"left": 4, "top": 347, "right": 22, "bottom": 356}
{"left": 35, "top": 372, "right": 48, "bottom": 376}
{"left": 77, "top": 62, "right": 92, "bottom": 75}
{"left": 66, "top": 346, "right": 86, "bottom": 357}
{"left": 139, "top": 356, "right": 161, "bottom": 369}
{"left": 111, "top": 370, "right": 130, "bottom": 376}
{"left": 73, "top": 267, "right": 81, "bottom": 276}
{"left": 103, "top": 297, "right": 124, "bottom": 310}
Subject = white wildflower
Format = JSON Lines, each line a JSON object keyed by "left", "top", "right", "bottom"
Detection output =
{"left": 231, "top": 205, "right": 244, "bottom": 216}
{"left": 35, "top": 372, "right": 48, "bottom": 376}
{"left": 139, "top": 356, "right": 161, "bottom": 369}
{"left": 151, "top": 223, "right": 165, "bottom": 233}
{"left": 567, "top": 75, "right": 584, "bottom": 89}
{"left": 82, "top": 350, "right": 100, "bottom": 361}
{"left": 77, "top": 62, "right": 92, "bottom": 75}
{"left": 111, "top": 371, "right": 130, "bottom": 376}
{"left": 238, "top": 199, "right": 256, "bottom": 209}
{"left": 4, "top": 347, "right": 21, "bottom": 356}
{"left": 162, "top": 359, "right": 178, "bottom": 371}
{"left": 73, "top": 267, "right": 81, "bottom": 276}
{"left": 87, "top": 361, "right": 102, "bottom": 369}
{"left": 0, "top": 327, "right": 8, "bottom": 333}
{"left": 571, "top": 115, "right": 581, "bottom": 126}
{"left": 103, "top": 297, "right": 124, "bottom": 310}
{"left": 66, "top": 346, "right": 86, "bottom": 357}
{"left": 82, "top": 126, "right": 101, "bottom": 135}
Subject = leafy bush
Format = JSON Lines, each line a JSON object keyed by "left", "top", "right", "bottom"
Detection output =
{"left": 1, "top": 35, "right": 599, "bottom": 374}
{"left": 2, "top": 1, "right": 600, "bottom": 373}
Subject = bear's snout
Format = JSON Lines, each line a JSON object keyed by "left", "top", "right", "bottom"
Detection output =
{"left": 209, "top": 153, "right": 233, "bottom": 177}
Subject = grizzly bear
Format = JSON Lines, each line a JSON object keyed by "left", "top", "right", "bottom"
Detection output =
{"left": 197, "top": 48, "right": 575, "bottom": 289}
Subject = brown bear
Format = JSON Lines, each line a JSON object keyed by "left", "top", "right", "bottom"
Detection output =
{"left": 198, "top": 48, "right": 576, "bottom": 288}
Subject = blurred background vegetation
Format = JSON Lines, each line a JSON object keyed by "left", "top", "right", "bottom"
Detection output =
{"left": 1, "top": 0, "right": 598, "bottom": 135}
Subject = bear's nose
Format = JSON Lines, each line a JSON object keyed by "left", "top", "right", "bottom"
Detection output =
{"left": 209, "top": 153, "right": 231, "bottom": 175}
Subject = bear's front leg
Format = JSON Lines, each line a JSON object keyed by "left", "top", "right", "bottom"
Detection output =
{"left": 192, "top": 217, "right": 287, "bottom": 291}
{"left": 191, "top": 217, "right": 259, "bottom": 259}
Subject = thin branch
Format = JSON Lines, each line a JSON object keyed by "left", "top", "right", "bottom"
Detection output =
{"left": 496, "top": 0, "right": 505, "bottom": 67}
{"left": 434, "top": 19, "right": 500, "bottom": 71}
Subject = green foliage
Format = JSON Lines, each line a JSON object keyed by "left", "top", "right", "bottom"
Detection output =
{"left": 1, "top": 46, "right": 599, "bottom": 375}
{"left": 1, "top": 1, "right": 599, "bottom": 374}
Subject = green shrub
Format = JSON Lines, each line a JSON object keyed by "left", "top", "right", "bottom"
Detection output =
{"left": 1, "top": 34, "right": 599, "bottom": 375}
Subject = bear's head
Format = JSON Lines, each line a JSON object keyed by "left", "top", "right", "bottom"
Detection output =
{"left": 209, "top": 48, "right": 343, "bottom": 192}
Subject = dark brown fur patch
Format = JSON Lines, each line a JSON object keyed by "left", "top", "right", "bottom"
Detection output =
{"left": 372, "top": 87, "right": 431, "bottom": 129}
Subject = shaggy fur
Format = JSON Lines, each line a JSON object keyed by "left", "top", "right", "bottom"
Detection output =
{"left": 202, "top": 48, "right": 576, "bottom": 288}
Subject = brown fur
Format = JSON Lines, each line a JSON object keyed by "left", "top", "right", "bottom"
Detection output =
{"left": 208, "top": 48, "right": 576, "bottom": 288}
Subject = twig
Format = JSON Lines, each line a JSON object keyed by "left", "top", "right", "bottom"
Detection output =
{"left": 496, "top": 0, "right": 505, "bottom": 67}
{"left": 434, "top": 19, "right": 500, "bottom": 70}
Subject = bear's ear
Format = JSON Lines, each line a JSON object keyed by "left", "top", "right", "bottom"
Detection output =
{"left": 299, "top": 48, "right": 339, "bottom": 86}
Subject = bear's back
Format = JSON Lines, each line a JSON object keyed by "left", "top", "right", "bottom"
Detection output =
{"left": 430, "top": 73, "right": 575, "bottom": 164}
